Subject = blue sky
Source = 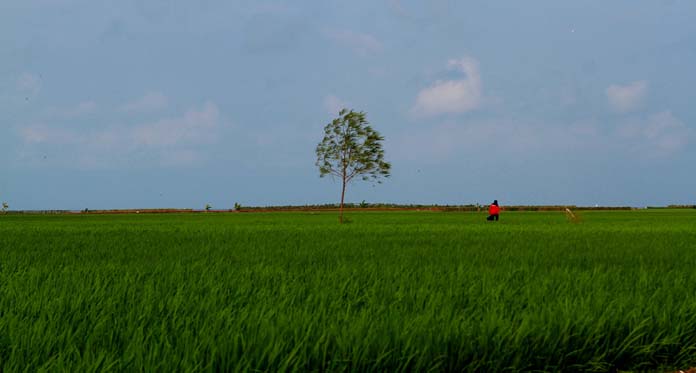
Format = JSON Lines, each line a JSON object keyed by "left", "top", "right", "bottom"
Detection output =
{"left": 1, "top": 0, "right": 695, "bottom": 209}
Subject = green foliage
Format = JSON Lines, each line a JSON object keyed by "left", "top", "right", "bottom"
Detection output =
{"left": 205, "top": 204, "right": 212, "bottom": 212}
{"left": 234, "top": 202, "right": 242, "bottom": 211}
{"left": 359, "top": 200, "right": 369, "bottom": 208}
{"left": 1, "top": 210, "right": 696, "bottom": 371}
{"left": 316, "top": 109, "right": 391, "bottom": 183}
{"left": 316, "top": 109, "right": 391, "bottom": 223}
{"left": 1, "top": 202, "right": 7, "bottom": 213}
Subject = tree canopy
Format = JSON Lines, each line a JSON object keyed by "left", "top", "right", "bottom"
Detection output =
{"left": 316, "top": 109, "right": 391, "bottom": 223}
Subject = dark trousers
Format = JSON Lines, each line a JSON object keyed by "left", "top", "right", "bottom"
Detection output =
{"left": 487, "top": 214, "right": 499, "bottom": 221}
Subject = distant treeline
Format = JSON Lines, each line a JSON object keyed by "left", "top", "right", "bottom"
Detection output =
{"left": 648, "top": 205, "right": 696, "bottom": 209}
{"left": 3, "top": 205, "right": 695, "bottom": 215}
{"left": 2, "top": 210, "right": 74, "bottom": 214}
{"left": 236, "top": 204, "right": 637, "bottom": 212}
{"left": 2, "top": 209, "right": 196, "bottom": 215}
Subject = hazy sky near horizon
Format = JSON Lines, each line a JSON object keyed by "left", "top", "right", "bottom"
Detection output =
{"left": 2, "top": 0, "right": 695, "bottom": 209}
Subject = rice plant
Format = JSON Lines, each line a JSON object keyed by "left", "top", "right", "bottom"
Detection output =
{"left": 1, "top": 210, "right": 695, "bottom": 371}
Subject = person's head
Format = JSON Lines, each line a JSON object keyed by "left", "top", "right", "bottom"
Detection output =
{"left": 493, "top": 200, "right": 498, "bottom": 206}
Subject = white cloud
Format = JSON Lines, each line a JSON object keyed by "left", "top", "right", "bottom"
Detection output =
{"left": 386, "top": 0, "right": 407, "bottom": 16}
{"left": 392, "top": 109, "right": 689, "bottom": 164}
{"left": 121, "top": 92, "right": 168, "bottom": 112}
{"left": 159, "top": 149, "right": 202, "bottom": 166}
{"left": 19, "top": 125, "right": 81, "bottom": 145}
{"left": 606, "top": 80, "right": 647, "bottom": 113}
{"left": 323, "top": 94, "right": 350, "bottom": 115}
{"left": 392, "top": 119, "right": 601, "bottom": 163}
{"left": 411, "top": 57, "right": 482, "bottom": 117}
{"left": 71, "top": 101, "right": 97, "bottom": 115}
{"left": 16, "top": 73, "right": 41, "bottom": 96}
{"left": 17, "top": 101, "right": 226, "bottom": 167}
{"left": 133, "top": 102, "right": 220, "bottom": 146}
{"left": 325, "top": 30, "right": 383, "bottom": 56}
{"left": 58, "top": 101, "right": 97, "bottom": 118}
{"left": 617, "top": 111, "right": 690, "bottom": 155}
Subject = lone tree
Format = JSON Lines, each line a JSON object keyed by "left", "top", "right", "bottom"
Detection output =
{"left": 316, "top": 109, "right": 391, "bottom": 223}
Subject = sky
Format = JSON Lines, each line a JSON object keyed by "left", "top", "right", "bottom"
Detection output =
{"left": 1, "top": 0, "right": 695, "bottom": 209}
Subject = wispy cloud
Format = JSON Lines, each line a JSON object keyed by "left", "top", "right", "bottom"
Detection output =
{"left": 392, "top": 110, "right": 690, "bottom": 164}
{"left": 58, "top": 101, "right": 98, "bottom": 118}
{"left": 18, "top": 101, "right": 226, "bottom": 167}
{"left": 121, "top": 91, "right": 169, "bottom": 112}
{"left": 323, "top": 94, "right": 351, "bottom": 115}
{"left": 133, "top": 102, "right": 220, "bottom": 146}
{"left": 617, "top": 111, "right": 690, "bottom": 156}
{"left": 325, "top": 30, "right": 383, "bottom": 56}
{"left": 386, "top": 0, "right": 407, "bottom": 16}
{"left": 392, "top": 118, "right": 601, "bottom": 163}
{"left": 411, "top": 57, "right": 482, "bottom": 117}
{"left": 606, "top": 80, "right": 647, "bottom": 113}
{"left": 20, "top": 125, "right": 82, "bottom": 145}
{"left": 16, "top": 72, "right": 42, "bottom": 97}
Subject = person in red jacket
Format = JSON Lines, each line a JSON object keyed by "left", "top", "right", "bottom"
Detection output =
{"left": 487, "top": 200, "right": 500, "bottom": 221}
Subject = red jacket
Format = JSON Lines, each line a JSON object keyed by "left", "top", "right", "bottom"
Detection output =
{"left": 489, "top": 204, "right": 500, "bottom": 215}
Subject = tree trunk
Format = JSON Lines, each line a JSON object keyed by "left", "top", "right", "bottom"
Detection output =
{"left": 339, "top": 175, "right": 347, "bottom": 224}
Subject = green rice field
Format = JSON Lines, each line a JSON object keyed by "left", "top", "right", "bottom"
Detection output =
{"left": 1, "top": 210, "right": 695, "bottom": 371}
